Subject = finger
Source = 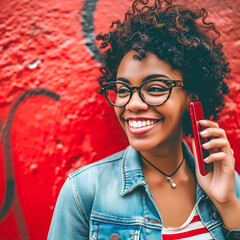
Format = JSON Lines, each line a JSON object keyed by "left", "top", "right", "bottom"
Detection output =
{"left": 200, "top": 127, "right": 226, "bottom": 139}
{"left": 202, "top": 138, "right": 230, "bottom": 151}
{"left": 199, "top": 119, "right": 219, "bottom": 128}
{"left": 204, "top": 152, "right": 227, "bottom": 163}
{"left": 204, "top": 152, "right": 235, "bottom": 170}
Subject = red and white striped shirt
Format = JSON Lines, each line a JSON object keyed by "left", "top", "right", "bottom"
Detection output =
{"left": 162, "top": 204, "right": 214, "bottom": 240}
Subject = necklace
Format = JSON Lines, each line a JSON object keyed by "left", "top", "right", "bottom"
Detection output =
{"left": 139, "top": 153, "right": 185, "bottom": 188}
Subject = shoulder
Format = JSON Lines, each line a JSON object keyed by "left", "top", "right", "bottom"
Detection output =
{"left": 66, "top": 147, "right": 129, "bottom": 203}
{"left": 57, "top": 147, "right": 129, "bottom": 223}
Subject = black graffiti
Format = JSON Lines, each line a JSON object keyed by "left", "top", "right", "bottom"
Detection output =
{"left": 0, "top": 0, "right": 98, "bottom": 238}
{"left": 82, "top": 0, "right": 101, "bottom": 62}
{"left": 0, "top": 88, "right": 60, "bottom": 239}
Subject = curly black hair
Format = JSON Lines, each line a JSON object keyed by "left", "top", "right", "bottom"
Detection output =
{"left": 96, "top": 0, "right": 230, "bottom": 135}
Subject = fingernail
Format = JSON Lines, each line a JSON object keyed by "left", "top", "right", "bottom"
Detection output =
{"left": 202, "top": 142, "right": 210, "bottom": 148}
{"left": 201, "top": 130, "right": 208, "bottom": 136}
{"left": 199, "top": 120, "right": 207, "bottom": 124}
{"left": 204, "top": 157, "right": 209, "bottom": 162}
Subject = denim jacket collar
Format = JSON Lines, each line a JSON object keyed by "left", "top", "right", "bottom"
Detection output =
{"left": 121, "top": 146, "right": 146, "bottom": 196}
{"left": 121, "top": 142, "right": 206, "bottom": 201}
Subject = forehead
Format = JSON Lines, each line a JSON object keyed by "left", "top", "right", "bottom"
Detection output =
{"left": 117, "top": 50, "right": 182, "bottom": 84}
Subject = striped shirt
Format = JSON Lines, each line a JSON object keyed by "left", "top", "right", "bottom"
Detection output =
{"left": 162, "top": 204, "right": 214, "bottom": 240}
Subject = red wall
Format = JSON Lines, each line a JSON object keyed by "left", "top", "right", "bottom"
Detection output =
{"left": 0, "top": 0, "right": 239, "bottom": 239}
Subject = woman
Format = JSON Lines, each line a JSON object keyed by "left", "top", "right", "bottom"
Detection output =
{"left": 48, "top": 0, "right": 240, "bottom": 239}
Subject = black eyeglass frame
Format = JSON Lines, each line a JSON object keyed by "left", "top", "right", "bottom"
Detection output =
{"left": 101, "top": 79, "right": 184, "bottom": 107}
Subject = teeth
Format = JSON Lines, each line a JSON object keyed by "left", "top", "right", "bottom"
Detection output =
{"left": 128, "top": 120, "right": 157, "bottom": 128}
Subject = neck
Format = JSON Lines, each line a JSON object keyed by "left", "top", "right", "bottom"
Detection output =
{"left": 140, "top": 138, "right": 184, "bottom": 176}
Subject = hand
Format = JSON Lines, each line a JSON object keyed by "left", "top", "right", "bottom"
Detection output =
{"left": 192, "top": 119, "right": 236, "bottom": 205}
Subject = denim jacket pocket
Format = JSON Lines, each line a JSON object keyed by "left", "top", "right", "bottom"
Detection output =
{"left": 90, "top": 217, "right": 142, "bottom": 240}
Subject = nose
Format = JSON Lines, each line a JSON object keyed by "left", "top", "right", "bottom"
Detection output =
{"left": 125, "top": 90, "right": 149, "bottom": 112}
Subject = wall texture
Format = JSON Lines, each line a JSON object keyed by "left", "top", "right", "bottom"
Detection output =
{"left": 0, "top": 0, "right": 239, "bottom": 239}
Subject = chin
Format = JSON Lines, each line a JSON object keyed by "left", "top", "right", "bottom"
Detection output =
{"left": 128, "top": 137, "right": 160, "bottom": 152}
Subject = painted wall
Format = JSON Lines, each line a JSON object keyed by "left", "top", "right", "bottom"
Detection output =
{"left": 0, "top": 0, "right": 239, "bottom": 239}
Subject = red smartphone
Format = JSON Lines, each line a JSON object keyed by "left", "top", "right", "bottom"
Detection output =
{"left": 189, "top": 101, "right": 213, "bottom": 175}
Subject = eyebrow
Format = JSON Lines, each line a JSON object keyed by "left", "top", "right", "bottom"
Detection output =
{"left": 116, "top": 74, "right": 170, "bottom": 84}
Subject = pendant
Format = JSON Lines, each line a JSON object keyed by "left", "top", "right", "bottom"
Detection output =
{"left": 167, "top": 176, "right": 176, "bottom": 188}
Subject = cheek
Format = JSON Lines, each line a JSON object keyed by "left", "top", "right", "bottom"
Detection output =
{"left": 114, "top": 107, "right": 124, "bottom": 125}
{"left": 159, "top": 101, "right": 187, "bottom": 125}
{"left": 114, "top": 107, "right": 120, "bottom": 118}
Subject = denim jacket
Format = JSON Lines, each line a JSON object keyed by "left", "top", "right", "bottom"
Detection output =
{"left": 48, "top": 143, "right": 240, "bottom": 240}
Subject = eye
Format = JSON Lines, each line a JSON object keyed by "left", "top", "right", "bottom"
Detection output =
{"left": 117, "top": 86, "right": 130, "bottom": 97}
{"left": 147, "top": 85, "right": 169, "bottom": 95}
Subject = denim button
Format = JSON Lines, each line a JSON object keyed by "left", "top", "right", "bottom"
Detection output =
{"left": 110, "top": 233, "right": 120, "bottom": 240}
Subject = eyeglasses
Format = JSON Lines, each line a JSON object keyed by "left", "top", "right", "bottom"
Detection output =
{"left": 101, "top": 79, "right": 184, "bottom": 107}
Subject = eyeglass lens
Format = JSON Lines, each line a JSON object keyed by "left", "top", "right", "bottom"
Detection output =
{"left": 105, "top": 81, "right": 170, "bottom": 107}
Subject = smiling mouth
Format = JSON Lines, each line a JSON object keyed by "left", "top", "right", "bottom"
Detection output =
{"left": 127, "top": 119, "right": 162, "bottom": 129}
